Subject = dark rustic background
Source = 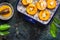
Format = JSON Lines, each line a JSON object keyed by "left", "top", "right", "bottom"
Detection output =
{"left": 0, "top": 0, "right": 60, "bottom": 40}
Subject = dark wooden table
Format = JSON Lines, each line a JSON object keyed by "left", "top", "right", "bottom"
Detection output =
{"left": 0, "top": 0, "right": 60, "bottom": 40}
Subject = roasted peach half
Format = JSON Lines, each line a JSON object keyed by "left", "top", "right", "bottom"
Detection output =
{"left": 36, "top": 1, "right": 47, "bottom": 10}
{"left": 38, "top": 10, "right": 50, "bottom": 21}
{"left": 26, "top": 4, "right": 37, "bottom": 16}
{"left": 22, "top": 0, "right": 33, "bottom": 5}
{"left": 46, "top": 0, "right": 56, "bottom": 9}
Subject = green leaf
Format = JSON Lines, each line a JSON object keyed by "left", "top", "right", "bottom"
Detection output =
{"left": 0, "top": 24, "right": 11, "bottom": 31}
{"left": 54, "top": 17, "right": 60, "bottom": 25}
{"left": 0, "top": 31, "right": 10, "bottom": 36}
{"left": 50, "top": 22, "right": 57, "bottom": 38}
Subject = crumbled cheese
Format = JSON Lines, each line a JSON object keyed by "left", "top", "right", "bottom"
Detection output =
{"left": 27, "top": 0, "right": 32, "bottom": 3}
{"left": 42, "top": 12, "right": 46, "bottom": 18}
{"left": 50, "top": 1, "right": 54, "bottom": 5}
{"left": 40, "top": 1, "right": 46, "bottom": 8}
{"left": 41, "top": 2, "right": 44, "bottom": 7}
{"left": 30, "top": 8, "right": 33, "bottom": 11}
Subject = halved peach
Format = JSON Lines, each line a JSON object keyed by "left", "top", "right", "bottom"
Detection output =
{"left": 36, "top": 1, "right": 47, "bottom": 10}
{"left": 38, "top": 10, "right": 50, "bottom": 21}
{"left": 26, "top": 4, "right": 37, "bottom": 16}
{"left": 46, "top": 0, "right": 56, "bottom": 9}
{"left": 22, "top": 0, "right": 33, "bottom": 5}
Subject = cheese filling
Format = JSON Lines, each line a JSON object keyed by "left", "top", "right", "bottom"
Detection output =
{"left": 27, "top": 0, "right": 32, "bottom": 3}
{"left": 50, "top": 1, "right": 54, "bottom": 5}
{"left": 40, "top": 1, "right": 46, "bottom": 9}
{"left": 42, "top": 12, "right": 46, "bottom": 18}
{"left": 30, "top": 7, "right": 33, "bottom": 11}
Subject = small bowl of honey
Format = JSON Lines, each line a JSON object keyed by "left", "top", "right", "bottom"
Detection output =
{"left": 0, "top": 2, "right": 14, "bottom": 20}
